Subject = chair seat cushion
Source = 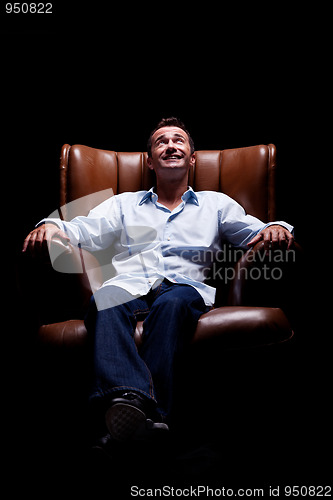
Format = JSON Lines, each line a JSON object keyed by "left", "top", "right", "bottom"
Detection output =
{"left": 38, "top": 306, "right": 293, "bottom": 350}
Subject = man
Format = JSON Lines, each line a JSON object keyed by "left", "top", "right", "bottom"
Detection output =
{"left": 22, "top": 117, "right": 294, "bottom": 444}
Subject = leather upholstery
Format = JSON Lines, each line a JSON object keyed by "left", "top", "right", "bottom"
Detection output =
{"left": 60, "top": 144, "right": 276, "bottom": 222}
{"left": 21, "top": 142, "right": 296, "bottom": 351}
{"left": 38, "top": 307, "right": 292, "bottom": 351}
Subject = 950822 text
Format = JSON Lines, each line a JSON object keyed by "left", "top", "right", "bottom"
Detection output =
{"left": 5, "top": 3, "right": 52, "bottom": 14}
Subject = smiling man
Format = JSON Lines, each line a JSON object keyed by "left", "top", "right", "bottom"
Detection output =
{"left": 146, "top": 124, "right": 196, "bottom": 212}
{"left": 23, "top": 117, "right": 294, "bottom": 448}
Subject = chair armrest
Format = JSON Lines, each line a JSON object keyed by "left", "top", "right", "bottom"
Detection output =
{"left": 49, "top": 237, "right": 103, "bottom": 298}
{"left": 17, "top": 239, "right": 103, "bottom": 334}
{"left": 227, "top": 240, "right": 303, "bottom": 319}
{"left": 193, "top": 306, "right": 294, "bottom": 348}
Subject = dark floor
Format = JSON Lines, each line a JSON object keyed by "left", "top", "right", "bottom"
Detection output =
{"left": 7, "top": 323, "right": 330, "bottom": 498}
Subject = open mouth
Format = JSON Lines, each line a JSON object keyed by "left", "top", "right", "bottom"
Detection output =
{"left": 162, "top": 153, "right": 183, "bottom": 160}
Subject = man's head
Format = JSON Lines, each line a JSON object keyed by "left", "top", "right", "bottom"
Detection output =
{"left": 147, "top": 117, "right": 195, "bottom": 180}
{"left": 147, "top": 117, "right": 195, "bottom": 158}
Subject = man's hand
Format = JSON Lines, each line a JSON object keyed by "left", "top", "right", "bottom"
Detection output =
{"left": 247, "top": 224, "right": 294, "bottom": 251}
{"left": 22, "top": 223, "right": 70, "bottom": 257}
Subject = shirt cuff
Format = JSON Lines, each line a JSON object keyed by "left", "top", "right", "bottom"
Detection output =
{"left": 262, "top": 221, "right": 294, "bottom": 234}
{"left": 35, "top": 218, "right": 63, "bottom": 229}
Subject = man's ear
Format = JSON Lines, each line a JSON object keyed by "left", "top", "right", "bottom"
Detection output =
{"left": 190, "top": 152, "right": 196, "bottom": 168}
{"left": 147, "top": 156, "right": 154, "bottom": 170}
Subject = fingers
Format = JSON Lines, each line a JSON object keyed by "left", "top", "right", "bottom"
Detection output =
{"left": 263, "top": 228, "right": 273, "bottom": 251}
{"left": 22, "top": 233, "right": 31, "bottom": 253}
{"left": 22, "top": 226, "right": 46, "bottom": 257}
{"left": 272, "top": 226, "right": 294, "bottom": 250}
{"left": 35, "top": 225, "right": 49, "bottom": 254}
{"left": 22, "top": 224, "right": 70, "bottom": 256}
{"left": 247, "top": 233, "right": 262, "bottom": 247}
{"left": 286, "top": 230, "right": 294, "bottom": 250}
{"left": 247, "top": 225, "right": 294, "bottom": 251}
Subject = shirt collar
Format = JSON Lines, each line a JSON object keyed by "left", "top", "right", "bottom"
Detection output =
{"left": 182, "top": 186, "right": 199, "bottom": 205}
{"left": 139, "top": 186, "right": 199, "bottom": 206}
{"left": 139, "top": 187, "right": 157, "bottom": 205}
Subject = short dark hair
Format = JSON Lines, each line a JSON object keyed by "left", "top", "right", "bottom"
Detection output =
{"left": 147, "top": 117, "right": 195, "bottom": 157}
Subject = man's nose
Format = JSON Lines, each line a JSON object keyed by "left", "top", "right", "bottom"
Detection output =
{"left": 165, "top": 140, "right": 177, "bottom": 150}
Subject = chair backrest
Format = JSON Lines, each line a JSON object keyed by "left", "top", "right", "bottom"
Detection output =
{"left": 59, "top": 144, "right": 276, "bottom": 222}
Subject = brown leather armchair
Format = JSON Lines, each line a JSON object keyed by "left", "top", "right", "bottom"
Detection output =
{"left": 20, "top": 143, "right": 300, "bottom": 353}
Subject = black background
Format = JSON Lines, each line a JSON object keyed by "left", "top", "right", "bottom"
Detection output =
{"left": 3, "top": 6, "right": 321, "bottom": 252}
{"left": 3, "top": 3, "right": 330, "bottom": 497}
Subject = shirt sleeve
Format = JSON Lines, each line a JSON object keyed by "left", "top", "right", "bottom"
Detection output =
{"left": 36, "top": 195, "right": 122, "bottom": 251}
{"left": 218, "top": 195, "right": 294, "bottom": 248}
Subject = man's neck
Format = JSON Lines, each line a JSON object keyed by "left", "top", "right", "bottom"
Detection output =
{"left": 154, "top": 179, "right": 188, "bottom": 211}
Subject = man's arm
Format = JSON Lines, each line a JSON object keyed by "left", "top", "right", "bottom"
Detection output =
{"left": 22, "top": 194, "right": 121, "bottom": 257}
{"left": 218, "top": 193, "right": 294, "bottom": 248}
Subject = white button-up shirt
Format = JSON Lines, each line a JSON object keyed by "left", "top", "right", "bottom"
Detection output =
{"left": 40, "top": 187, "right": 293, "bottom": 306}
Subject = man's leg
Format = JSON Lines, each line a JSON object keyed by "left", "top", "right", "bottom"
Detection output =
{"left": 86, "top": 285, "right": 155, "bottom": 406}
{"left": 85, "top": 282, "right": 208, "bottom": 442}
{"left": 85, "top": 285, "right": 169, "bottom": 442}
{"left": 140, "top": 281, "right": 209, "bottom": 418}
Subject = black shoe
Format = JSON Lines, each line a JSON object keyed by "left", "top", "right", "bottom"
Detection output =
{"left": 105, "top": 391, "right": 169, "bottom": 442}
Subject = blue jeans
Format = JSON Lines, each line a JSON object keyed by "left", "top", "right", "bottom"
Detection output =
{"left": 85, "top": 280, "right": 209, "bottom": 418}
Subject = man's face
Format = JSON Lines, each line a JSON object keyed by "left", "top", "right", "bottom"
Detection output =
{"left": 147, "top": 126, "right": 195, "bottom": 177}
